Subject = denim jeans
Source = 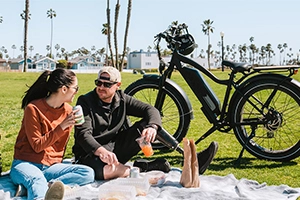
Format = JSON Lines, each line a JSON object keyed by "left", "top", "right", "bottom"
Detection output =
{"left": 10, "top": 159, "right": 94, "bottom": 200}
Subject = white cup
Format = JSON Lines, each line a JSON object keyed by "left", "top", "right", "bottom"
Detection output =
{"left": 73, "top": 105, "right": 85, "bottom": 125}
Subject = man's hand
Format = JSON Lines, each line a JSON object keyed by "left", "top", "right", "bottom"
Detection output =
{"left": 141, "top": 124, "right": 158, "bottom": 143}
{"left": 95, "top": 147, "right": 119, "bottom": 165}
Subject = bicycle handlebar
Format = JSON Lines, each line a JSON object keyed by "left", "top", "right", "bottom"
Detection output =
{"left": 154, "top": 23, "right": 190, "bottom": 51}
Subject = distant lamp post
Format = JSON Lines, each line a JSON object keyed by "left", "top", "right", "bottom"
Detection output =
{"left": 220, "top": 31, "right": 225, "bottom": 71}
{"left": 297, "top": 53, "right": 299, "bottom": 63}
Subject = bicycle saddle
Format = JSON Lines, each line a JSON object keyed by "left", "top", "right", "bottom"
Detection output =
{"left": 222, "top": 60, "right": 251, "bottom": 73}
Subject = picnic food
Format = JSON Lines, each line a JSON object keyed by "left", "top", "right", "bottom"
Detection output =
{"left": 145, "top": 171, "right": 166, "bottom": 185}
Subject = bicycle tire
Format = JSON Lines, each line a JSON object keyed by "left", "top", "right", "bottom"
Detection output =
{"left": 125, "top": 78, "right": 191, "bottom": 149}
{"left": 231, "top": 78, "right": 300, "bottom": 161}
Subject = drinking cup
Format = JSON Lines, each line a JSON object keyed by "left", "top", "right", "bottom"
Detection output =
{"left": 73, "top": 105, "right": 85, "bottom": 125}
{"left": 136, "top": 136, "right": 154, "bottom": 157}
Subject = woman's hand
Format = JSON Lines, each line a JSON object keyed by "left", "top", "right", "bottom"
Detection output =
{"left": 59, "top": 112, "right": 75, "bottom": 130}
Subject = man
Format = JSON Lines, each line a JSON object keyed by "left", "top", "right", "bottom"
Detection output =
{"left": 72, "top": 66, "right": 218, "bottom": 180}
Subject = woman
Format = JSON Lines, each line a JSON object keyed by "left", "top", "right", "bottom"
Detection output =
{"left": 10, "top": 68, "right": 94, "bottom": 200}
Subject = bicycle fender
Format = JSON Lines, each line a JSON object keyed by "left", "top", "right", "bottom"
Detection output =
{"left": 142, "top": 74, "right": 194, "bottom": 118}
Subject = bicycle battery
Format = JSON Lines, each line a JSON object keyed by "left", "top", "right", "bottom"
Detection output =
{"left": 179, "top": 66, "right": 221, "bottom": 122}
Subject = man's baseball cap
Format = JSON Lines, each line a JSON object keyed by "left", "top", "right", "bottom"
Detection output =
{"left": 97, "top": 66, "right": 121, "bottom": 82}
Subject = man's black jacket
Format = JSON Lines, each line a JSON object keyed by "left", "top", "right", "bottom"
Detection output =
{"left": 72, "top": 88, "right": 162, "bottom": 159}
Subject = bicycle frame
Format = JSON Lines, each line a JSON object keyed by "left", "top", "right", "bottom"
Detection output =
{"left": 156, "top": 50, "right": 299, "bottom": 145}
{"left": 125, "top": 23, "right": 300, "bottom": 162}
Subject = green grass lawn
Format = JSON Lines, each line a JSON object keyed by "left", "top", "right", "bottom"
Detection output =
{"left": 0, "top": 70, "right": 299, "bottom": 188}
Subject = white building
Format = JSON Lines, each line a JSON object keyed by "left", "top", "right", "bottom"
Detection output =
{"left": 127, "top": 49, "right": 212, "bottom": 70}
{"left": 127, "top": 50, "right": 159, "bottom": 70}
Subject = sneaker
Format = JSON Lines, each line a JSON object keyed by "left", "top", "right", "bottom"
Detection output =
{"left": 15, "top": 184, "right": 27, "bottom": 197}
{"left": 197, "top": 141, "right": 218, "bottom": 174}
{"left": 133, "top": 157, "right": 171, "bottom": 173}
{"left": 45, "top": 181, "right": 64, "bottom": 200}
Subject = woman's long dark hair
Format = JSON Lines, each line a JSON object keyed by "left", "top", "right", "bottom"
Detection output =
{"left": 21, "top": 68, "right": 76, "bottom": 109}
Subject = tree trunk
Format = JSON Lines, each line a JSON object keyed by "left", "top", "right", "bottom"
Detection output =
{"left": 120, "top": 0, "right": 132, "bottom": 72}
{"left": 114, "top": 0, "right": 120, "bottom": 70}
{"left": 106, "top": 0, "right": 115, "bottom": 67}
{"left": 23, "top": 0, "right": 29, "bottom": 72}
{"left": 207, "top": 34, "right": 211, "bottom": 71}
{"left": 50, "top": 18, "right": 53, "bottom": 58}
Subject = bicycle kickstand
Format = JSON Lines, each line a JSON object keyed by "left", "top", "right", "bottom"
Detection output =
{"left": 235, "top": 124, "right": 257, "bottom": 166}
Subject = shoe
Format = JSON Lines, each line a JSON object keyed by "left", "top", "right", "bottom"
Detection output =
{"left": 197, "top": 141, "right": 218, "bottom": 174}
{"left": 15, "top": 184, "right": 27, "bottom": 197}
{"left": 133, "top": 158, "right": 171, "bottom": 173}
{"left": 45, "top": 181, "right": 64, "bottom": 200}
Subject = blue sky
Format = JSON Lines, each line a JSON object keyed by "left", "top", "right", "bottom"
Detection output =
{"left": 1, "top": 0, "right": 300, "bottom": 61}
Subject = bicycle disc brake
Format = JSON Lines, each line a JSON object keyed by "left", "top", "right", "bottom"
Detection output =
{"left": 264, "top": 108, "right": 282, "bottom": 137}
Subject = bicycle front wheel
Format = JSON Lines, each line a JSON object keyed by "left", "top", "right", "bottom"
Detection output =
{"left": 231, "top": 78, "right": 300, "bottom": 161}
{"left": 125, "top": 78, "right": 192, "bottom": 149}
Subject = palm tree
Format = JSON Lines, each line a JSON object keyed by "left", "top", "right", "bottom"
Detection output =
{"left": 60, "top": 47, "right": 68, "bottom": 60}
{"left": 119, "top": 0, "right": 132, "bottom": 71}
{"left": 249, "top": 37, "right": 254, "bottom": 43}
{"left": 95, "top": 48, "right": 106, "bottom": 62}
{"left": 265, "top": 43, "right": 273, "bottom": 65}
{"left": 102, "top": 23, "right": 110, "bottom": 66}
{"left": 113, "top": 0, "right": 120, "bottom": 69}
{"left": 287, "top": 47, "right": 293, "bottom": 64}
{"left": 91, "top": 45, "right": 96, "bottom": 55}
{"left": 20, "top": 0, "right": 30, "bottom": 72}
{"left": 29, "top": 45, "right": 34, "bottom": 57}
{"left": 283, "top": 43, "right": 288, "bottom": 64}
{"left": 20, "top": 46, "right": 24, "bottom": 58}
{"left": 55, "top": 44, "right": 60, "bottom": 58}
{"left": 249, "top": 37, "right": 254, "bottom": 63}
{"left": 277, "top": 44, "right": 283, "bottom": 65}
{"left": 47, "top": 8, "right": 56, "bottom": 58}
{"left": 46, "top": 45, "right": 51, "bottom": 56}
{"left": 0, "top": 46, "right": 5, "bottom": 59}
{"left": 201, "top": 19, "right": 214, "bottom": 70}
{"left": 241, "top": 44, "right": 247, "bottom": 62}
{"left": 12, "top": 45, "right": 16, "bottom": 58}
{"left": 249, "top": 44, "right": 257, "bottom": 64}
{"left": 105, "top": 0, "right": 132, "bottom": 70}
{"left": 106, "top": 0, "right": 115, "bottom": 67}
{"left": 260, "top": 46, "right": 266, "bottom": 64}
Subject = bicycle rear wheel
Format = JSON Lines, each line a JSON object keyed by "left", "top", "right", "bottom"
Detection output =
{"left": 231, "top": 78, "right": 300, "bottom": 161}
{"left": 125, "top": 78, "right": 192, "bottom": 149}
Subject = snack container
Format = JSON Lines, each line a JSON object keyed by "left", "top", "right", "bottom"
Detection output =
{"left": 145, "top": 170, "right": 166, "bottom": 186}
{"left": 98, "top": 185, "right": 136, "bottom": 200}
{"left": 109, "top": 177, "right": 150, "bottom": 196}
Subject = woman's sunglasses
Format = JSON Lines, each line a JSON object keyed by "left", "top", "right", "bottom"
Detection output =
{"left": 94, "top": 79, "right": 117, "bottom": 88}
{"left": 67, "top": 85, "right": 79, "bottom": 92}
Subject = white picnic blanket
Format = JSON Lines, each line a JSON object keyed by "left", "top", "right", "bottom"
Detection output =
{"left": 0, "top": 168, "right": 299, "bottom": 200}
